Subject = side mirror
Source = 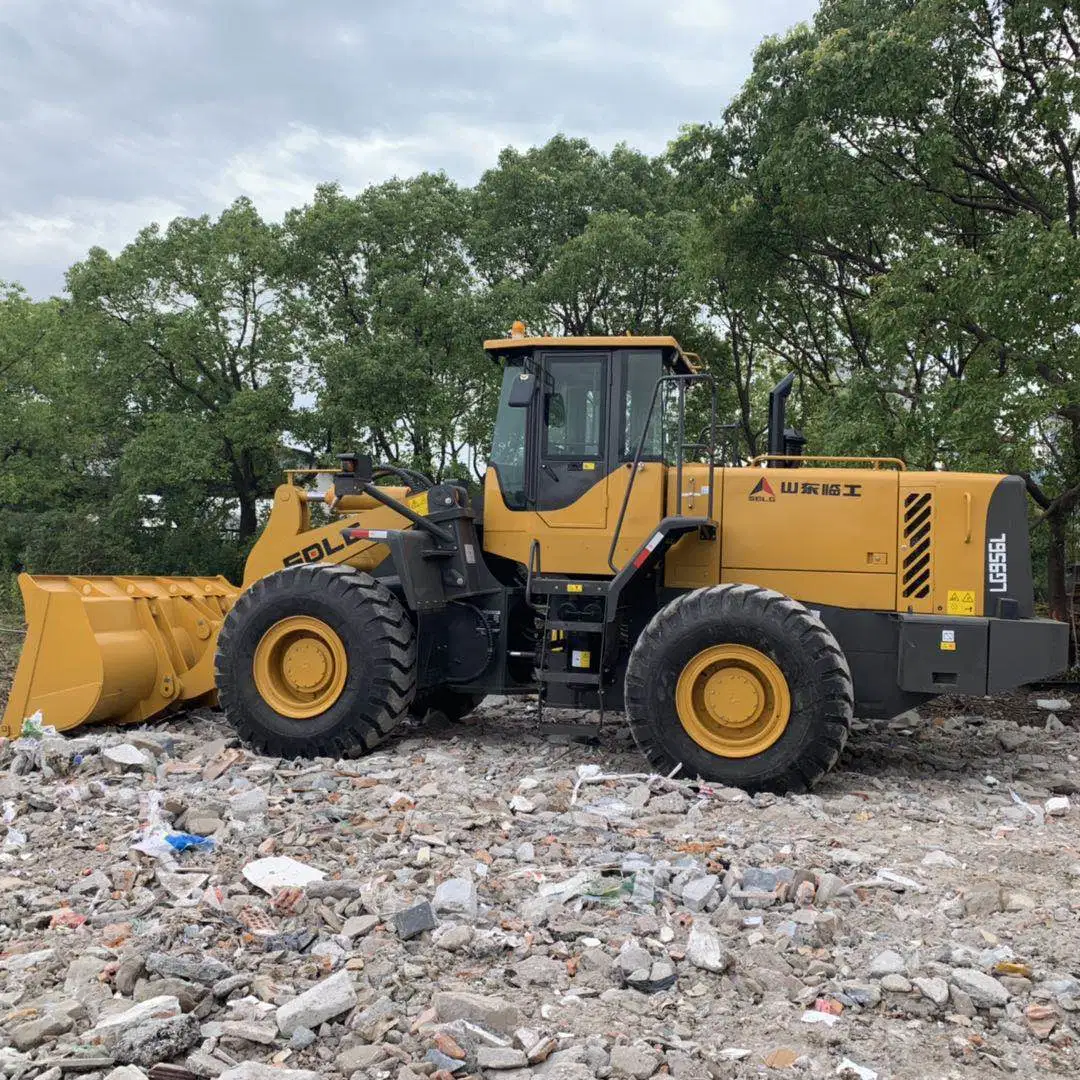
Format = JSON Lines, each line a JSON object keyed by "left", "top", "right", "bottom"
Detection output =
{"left": 508, "top": 371, "right": 536, "bottom": 407}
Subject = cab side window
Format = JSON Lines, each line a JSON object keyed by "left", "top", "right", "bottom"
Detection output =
{"left": 620, "top": 350, "right": 664, "bottom": 460}
{"left": 544, "top": 358, "right": 604, "bottom": 459}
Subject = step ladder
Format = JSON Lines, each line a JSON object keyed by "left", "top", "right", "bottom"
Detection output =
{"left": 530, "top": 575, "right": 612, "bottom": 728}
{"left": 525, "top": 517, "right": 715, "bottom": 728}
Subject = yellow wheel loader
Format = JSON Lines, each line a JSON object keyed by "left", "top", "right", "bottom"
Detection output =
{"left": 3, "top": 331, "right": 1068, "bottom": 791}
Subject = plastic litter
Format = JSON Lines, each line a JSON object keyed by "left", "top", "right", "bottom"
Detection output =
{"left": 2, "top": 800, "right": 26, "bottom": 849}
{"left": 9, "top": 711, "right": 58, "bottom": 774}
{"left": 836, "top": 1059, "right": 878, "bottom": 1080}
{"left": 801, "top": 1010, "right": 839, "bottom": 1026}
{"left": 130, "top": 791, "right": 213, "bottom": 865}
{"left": 1010, "top": 789, "right": 1045, "bottom": 826}
{"left": 165, "top": 832, "right": 215, "bottom": 853}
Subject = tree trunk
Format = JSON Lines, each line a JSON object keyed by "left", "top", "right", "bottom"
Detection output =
{"left": 1044, "top": 507, "right": 1076, "bottom": 667}
{"left": 1046, "top": 507, "right": 1070, "bottom": 619}
{"left": 238, "top": 490, "right": 258, "bottom": 542}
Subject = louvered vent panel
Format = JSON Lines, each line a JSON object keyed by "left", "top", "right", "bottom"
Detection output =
{"left": 901, "top": 491, "right": 933, "bottom": 599}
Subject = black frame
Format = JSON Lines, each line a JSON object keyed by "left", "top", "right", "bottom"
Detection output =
{"left": 539, "top": 352, "right": 608, "bottom": 462}
{"left": 492, "top": 345, "right": 689, "bottom": 514}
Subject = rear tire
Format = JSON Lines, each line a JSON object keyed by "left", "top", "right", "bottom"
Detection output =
{"left": 624, "top": 584, "right": 852, "bottom": 793}
{"left": 215, "top": 564, "right": 416, "bottom": 758}
{"left": 411, "top": 690, "right": 485, "bottom": 723}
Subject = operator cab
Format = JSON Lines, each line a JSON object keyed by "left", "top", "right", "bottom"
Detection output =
{"left": 484, "top": 326, "right": 696, "bottom": 517}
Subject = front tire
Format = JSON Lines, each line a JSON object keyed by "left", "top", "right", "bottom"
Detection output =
{"left": 624, "top": 584, "right": 852, "bottom": 793}
{"left": 215, "top": 565, "right": 416, "bottom": 758}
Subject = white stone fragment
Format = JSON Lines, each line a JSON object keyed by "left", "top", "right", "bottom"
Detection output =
{"left": 242, "top": 856, "right": 325, "bottom": 893}
{"left": 275, "top": 969, "right": 358, "bottom": 1036}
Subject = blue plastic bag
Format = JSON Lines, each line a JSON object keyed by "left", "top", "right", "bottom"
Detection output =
{"left": 165, "top": 832, "right": 215, "bottom": 853}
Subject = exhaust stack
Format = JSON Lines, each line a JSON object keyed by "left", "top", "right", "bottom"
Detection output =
{"left": 767, "top": 373, "right": 796, "bottom": 462}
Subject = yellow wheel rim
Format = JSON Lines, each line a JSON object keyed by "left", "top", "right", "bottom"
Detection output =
{"left": 252, "top": 616, "right": 348, "bottom": 719}
{"left": 675, "top": 644, "right": 790, "bottom": 758}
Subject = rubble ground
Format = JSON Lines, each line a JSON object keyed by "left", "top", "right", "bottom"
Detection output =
{"left": 0, "top": 689, "right": 1078, "bottom": 1080}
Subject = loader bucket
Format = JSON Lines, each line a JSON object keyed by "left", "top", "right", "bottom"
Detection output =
{"left": 1, "top": 574, "right": 239, "bottom": 738}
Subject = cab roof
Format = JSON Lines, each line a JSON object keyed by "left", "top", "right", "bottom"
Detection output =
{"left": 483, "top": 334, "right": 697, "bottom": 375}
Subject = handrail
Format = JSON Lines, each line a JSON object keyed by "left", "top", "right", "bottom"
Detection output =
{"left": 525, "top": 538, "right": 542, "bottom": 608}
{"left": 749, "top": 454, "right": 906, "bottom": 470}
{"left": 607, "top": 372, "right": 716, "bottom": 573}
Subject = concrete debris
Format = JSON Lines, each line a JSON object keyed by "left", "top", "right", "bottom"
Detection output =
{"left": 434, "top": 876, "right": 479, "bottom": 919}
{"left": 950, "top": 968, "right": 1011, "bottom": 1009}
{"left": 610, "top": 1043, "right": 661, "bottom": 1078}
{"left": 114, "top": 1013, "right": 200, "bottom": 1066}
{"left": 867, "top": 949, "right": 906, "bottom": 978}
{"left": 1035, "top": 698, "right": 1071, "bottom": 711}
{"left": 684, "top": 919, "right": 730, "bottom": 973}
{"left": 914, "top": 976, "right": 950, "bottom": 1005}
{"left": 0, "top": 696, "right": 1074, "bottom": 1077}
{"left": 275, "top": 969, "right": 357, "bottom": 1035}
{"left": 103, "top": 744, "right": 153, "bottom": 768}
{"left": 145, "top": 950, "right": 234, "bottom": 985}
{"left": 93, "top": 996, "right": 183, "bottom": 1041}
{"left": 394, "top": 899, "right": 438, "bottom": 939}
{"left": 433, "top": 991, "right": 522, "bottom": 1036}
{"left": 219, "top": 1066, "right": 322, "bottom": 1080}
{"left": 476, "top": 1046, "right": 529, "bottom": 1069}
{"left": 681, "top": 874, "right": 718, "bottom": 912}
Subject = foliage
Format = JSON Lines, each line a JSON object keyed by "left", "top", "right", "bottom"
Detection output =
{"left": 674, "top": 0, "right": 1080, "bottom": 609}
{"left": 66, "top": 198, "right": 299, "bottom": 546}
{"left": 284, "top": 176, "right": 500, "bottom": 481}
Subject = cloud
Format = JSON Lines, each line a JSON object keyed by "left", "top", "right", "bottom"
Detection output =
{"left": 0, "top": 0, "right": 817, "bottom": 297}
{"left": 0, "top": 196, "right": 188, "bottom": 278}
{"left": 202, "top": 122, "right": 522, "bottom": 223}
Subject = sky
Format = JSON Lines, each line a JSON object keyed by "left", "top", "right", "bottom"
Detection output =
{"left": 0, "top": 0, "right": 817, "bottom": 298}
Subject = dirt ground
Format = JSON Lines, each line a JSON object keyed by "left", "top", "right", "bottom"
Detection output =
{"left": 0, "top": 673, "right": 1078, "bottom": 1079}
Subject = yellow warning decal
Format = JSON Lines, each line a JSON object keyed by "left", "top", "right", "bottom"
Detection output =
{"left": 582, "top": 461, "right": 596, "bottom": 471}
{"left": 572, "top": 650, "right": 591, "bottom": 668}
{"left": 940, "top": 641, "right": 956, "bottom": 651}
{"left": 406, "top": 491, "right": 429, "bottom": 516}
{"left": 566, "top": 583, "right": 583, "bottom": 594}
{"left": 947, "top": 589, "right": 976, "bottom": 616}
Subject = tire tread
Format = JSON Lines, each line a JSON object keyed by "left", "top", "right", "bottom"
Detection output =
{"left": 624, "top": 583, "right": 852, "bottom": 793}
{"left": 215, "top": 565, "right": 417, "bottom": 759}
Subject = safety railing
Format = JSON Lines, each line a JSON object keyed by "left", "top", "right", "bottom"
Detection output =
{"left": 749, "top": 454, "right": 906, "bottom": 470}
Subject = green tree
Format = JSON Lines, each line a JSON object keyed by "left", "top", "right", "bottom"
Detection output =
{"left": 675, "top": 0, "right": 1080, "bottom": 614}
{"left": 67, "top": 199, "right": 298, "bottom": 548}
{"left": 0, "top": 285, "right": 64, "bottom": 512}
{"left": 0, "top": 284, "right": 157, "bottom": 577}
{"left": 471, "top": 137, "right": 700, "bottom": 336}
{"left": 285, "top": 176, "right": 501, "bottom": 482}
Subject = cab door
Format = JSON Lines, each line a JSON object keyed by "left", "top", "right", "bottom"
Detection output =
{"left": 607, "top": 347, "right": 668, "bottom": 566}
{"left": 535, "top": 351, "right": 609, "bottom": 529}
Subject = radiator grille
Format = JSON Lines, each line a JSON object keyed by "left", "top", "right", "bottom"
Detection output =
{"left": 902, "top": 491, "right": 933, "bottom": 599}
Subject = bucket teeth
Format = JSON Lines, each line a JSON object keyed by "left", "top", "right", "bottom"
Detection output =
{"left": 1, "top": 573, "right": 239, "bottom": 738}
